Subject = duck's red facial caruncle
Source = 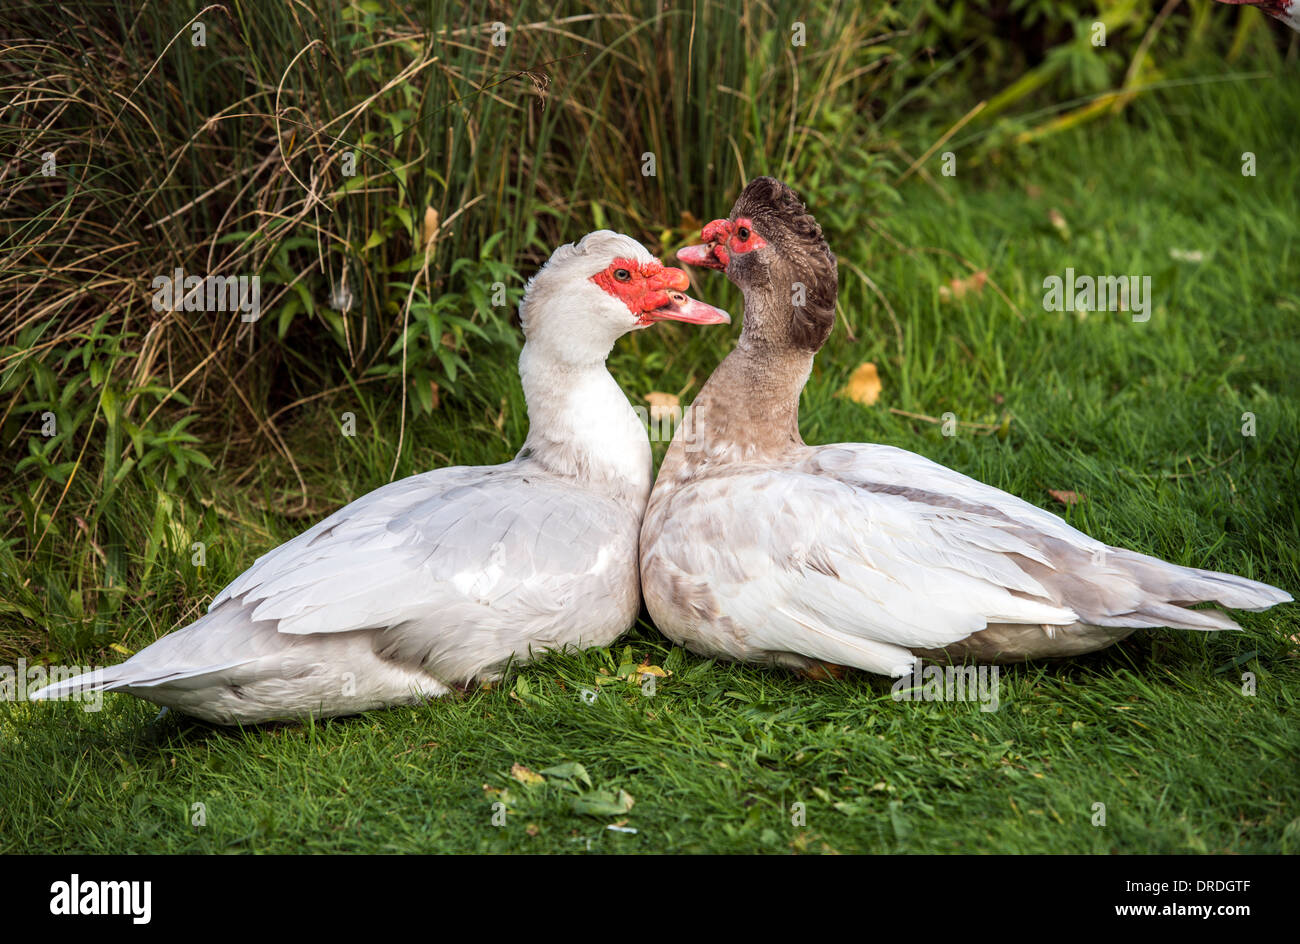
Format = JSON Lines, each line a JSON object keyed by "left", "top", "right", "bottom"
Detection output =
{"left": 591, "top": 257, "right": 730, "bottom": 325}
{"left": 676, "top": 217, "right": 769, "bottom": 270}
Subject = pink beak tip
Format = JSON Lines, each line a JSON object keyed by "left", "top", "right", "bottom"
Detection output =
{"left": 646, "top": 294, "right": 731, "bottom": 326}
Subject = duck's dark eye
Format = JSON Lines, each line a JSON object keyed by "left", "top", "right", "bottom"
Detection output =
{"left": 614, "top": 268, "right": 632, "bottom": 282}
{"left": 736, "top": 226, "right": 750, "bottom": 242}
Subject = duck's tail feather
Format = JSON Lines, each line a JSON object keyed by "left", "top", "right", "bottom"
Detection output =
{"left": 1173, "top": 564, "right": 1294, "bottom": 611}
{"left": 27, "top": 666, "right": 119, "bottom": 701}
{"left": 1105, "top": 548, "right": 1291, "bottom": 630}
{"left": 1116, "top": 548, "right": 1292, "bottom": 606}
{"left": 28, "top": 655, "right": 257, "bottom": 701}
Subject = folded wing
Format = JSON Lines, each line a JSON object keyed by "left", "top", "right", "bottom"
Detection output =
{"left": 646, "top": 443, "right": 1288, "bottom": 676}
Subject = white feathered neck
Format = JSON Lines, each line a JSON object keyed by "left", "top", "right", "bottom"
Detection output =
{"left": 515, "top": 319, "right": 652, "bottom": 507}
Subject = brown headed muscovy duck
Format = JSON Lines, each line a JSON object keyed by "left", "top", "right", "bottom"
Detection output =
{"left": 639, "top": 178, "right": 1289, "bottom": 677}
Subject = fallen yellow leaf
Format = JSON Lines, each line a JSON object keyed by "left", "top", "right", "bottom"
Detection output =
{"left": 629, "top": 663, "right": 670, "bottom": 684}
{"left": 645, "top": 391, "right": 680, "bottom": 422}
{"left": 510, "top": 764, "right": 545, "bottom": 786}
{"left": 1048, "top": 489, "right": 1085, "bottom": 506}
{"left": 839, "top": 362, "right": 883, "bottom": 406}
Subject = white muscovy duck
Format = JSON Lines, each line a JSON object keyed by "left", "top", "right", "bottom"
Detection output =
{"left": 640, "top": 177, "right": 1290, "bottom": 678}
{"left": 32, "top": 231, "right": 728, "bottom": 723}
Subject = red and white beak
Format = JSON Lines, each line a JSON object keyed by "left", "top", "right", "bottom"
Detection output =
{"left": 676, "top": 219, "right": 733, "bottom": 270}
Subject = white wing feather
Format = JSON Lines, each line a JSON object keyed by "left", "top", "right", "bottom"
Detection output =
{"left": 645, "top": 441, "right": 1289, "bottom": 676}
{"left": 208, "top": 465, "right": 638, "bottom": 656}
{"left": 647, "top": 459, "right": 1074, "bottom": 671}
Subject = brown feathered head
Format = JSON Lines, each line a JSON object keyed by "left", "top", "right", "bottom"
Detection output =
{"left": 677, "top": 176, "right": 837, "bottom": 352}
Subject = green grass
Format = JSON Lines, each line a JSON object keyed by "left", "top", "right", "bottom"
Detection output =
{"left": 2, "top": 72, "right": 1298, "bottom": 854}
